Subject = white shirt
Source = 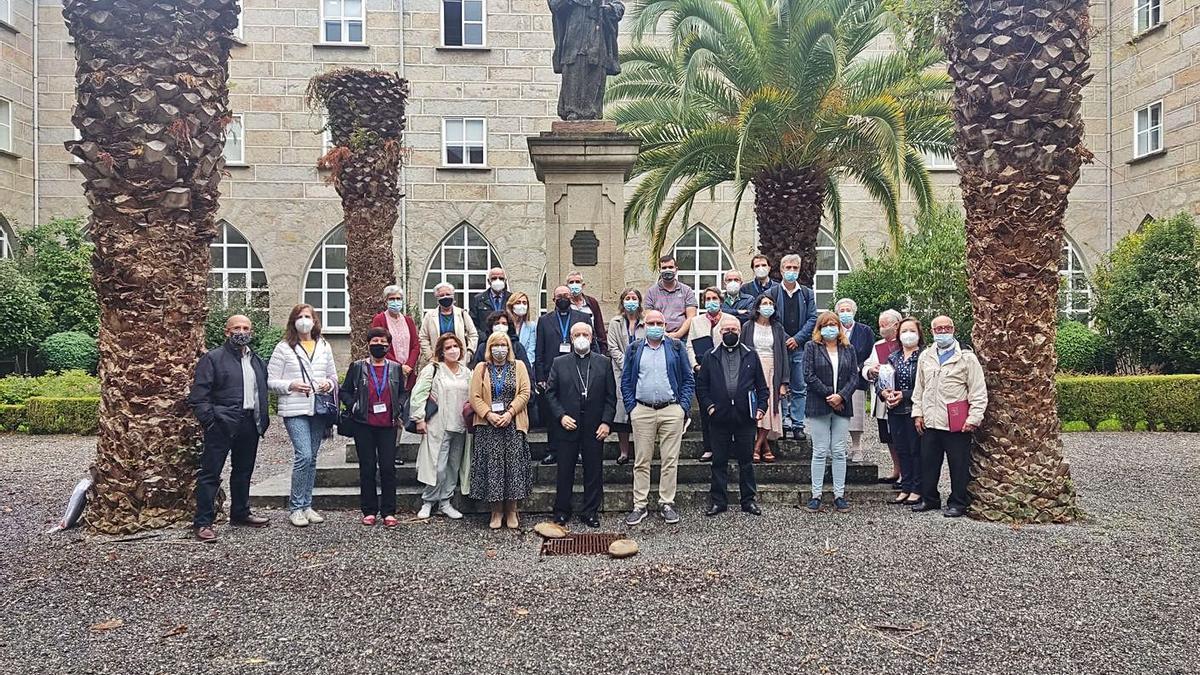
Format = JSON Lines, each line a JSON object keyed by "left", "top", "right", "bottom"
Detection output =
{"left": 829, "top": 347, "right": 839, "bottom": 389}
{"left": 240, "top": 348, "right": 257, "bottom": 410}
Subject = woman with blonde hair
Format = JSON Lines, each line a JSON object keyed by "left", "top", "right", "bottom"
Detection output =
{"left": 469, "top": 332, "right": 533, "bottom": 529}
{"left": 802, "top": 311, "right": 860, "bottom": 514}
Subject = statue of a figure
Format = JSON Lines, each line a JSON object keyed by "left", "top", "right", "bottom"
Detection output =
{"left": 549, "top": 0, "right": 624, "bottom": 120}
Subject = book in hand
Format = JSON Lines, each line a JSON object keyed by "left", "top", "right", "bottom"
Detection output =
{"left": 875, "top": 339, "right": 899, "bottom": 364}
{"left": 947, "top": 400, "right": 970, "bottom": 432}
{"left": 693, "top": 335, "right": 714, "bottom": 356}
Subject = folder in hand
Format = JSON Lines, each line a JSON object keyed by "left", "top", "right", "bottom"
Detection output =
{"left": 947, "top": 400, "right": 970, "bottom": 433}
{"left": 875, "top": 340, "right": 899, "bottom": 364}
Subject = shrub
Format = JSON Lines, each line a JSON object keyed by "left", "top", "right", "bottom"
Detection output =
{"left": 25, "top": 397, "right": 100, "bottom": 434}
{"left": 0, "top": 261, "right": 54, "bottom": 360}
{"left": 0, "top": 370, "right": 101, "bottom": 404}
{"left": 40, "top": 331, "right": 99, "bottom": 373}
{"left": 205, "top": 294, "right": 281, "bottom": 363}
{"left": 0, "top": 404, "right": 25, "bottom": 431}
{"left": 14, "top": 218, "right": 98, "bottom": 336}
{"left": 1055, "top": 321, "right": 1111, "bottom": 373}
{"left": 1057, "top": 375, "right": 1200, "bottom": 431}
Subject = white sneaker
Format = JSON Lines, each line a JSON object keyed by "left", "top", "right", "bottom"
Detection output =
{"left": 303, "top": 508, "right": 325, "bottom": 524}
{"left": 439, "top": 501, "right": 463, "bottom": 519}
{"left": 288, "top": 510, "right": 309, "bottom": 527}
{"left": 417, "top": 502, "right": 433, "bottom": 520}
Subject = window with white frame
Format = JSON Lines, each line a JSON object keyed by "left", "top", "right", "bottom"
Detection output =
{"left": 321, "top": 0, "right": 365, "bottom": 44}
{"left": 320, "top": 114, "right": 334, "bottom": 152}
{"left": 224, "top": 114, "right": 245, "bottom": 165}
{"left": 672, "top": 225, "right": 735, "bottom": 306}
{"left": 923, "top": 150, "right": 955, "bottom": 170}
{"left": 1059, "top": 239, "right": 1091, "bottom": 321}
{"left": 443, "top": 117, "right": 486, "bottom": 166}
{"left": 0, "top": 222, "right": 12, "bottom": 259}
{"left": 0, "top": 98, "right": 12, "bottom": 153}
{"left": 208, "top": 222, "right": 270, "bottom": 309}
{"left": 442, "top": 0, "right": 486, "bottom": 47}
{"left": 0, "top": 0, "right": 11, "bottom": 27}
{"left": 304, "top": 226, "right": 350, "bottom": 332}
{"left": 1135, "top": 0, "right": 1162, "bottom": 34}
{"left": 422, "top": 223, "right": 502, "bottom": 310}
{"left": 233, "top": 0, "right": 244, "bottom": 41}
{"left": 1134, "top": 101, "right": 1163, "bottom": 158}
{"left": 814, "top": 228, "right": 853, "bottom": 311}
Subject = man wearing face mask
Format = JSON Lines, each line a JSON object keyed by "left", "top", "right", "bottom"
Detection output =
{"left": 911, "top": 315, "right": 988, "bottom": 518}
{"left": 420, "top": 282, "right": 479, "bottom": 366}
{"left": 836, "top": 298, "right": 875, "bottom": 462}
{"left": 696, "top": 315, "right": 769, "bottom": 516}
{"left": 188, "top": 314, "right": 271, "bottom": 541}
{"left": 764, "top": 253, "right": 818, "bottom": 440}
{"left": 545, "top": 322, "right": 617, "bottom": 527}
{"left": 535, "top": 286, "right": 599, "bottom": 465}
{"left": 470, "top": 267, "right": 512, "bottom": 331}
{"left": 644, "top": 254, "right": 697, "bottom": 339}
{"left": 564, "top": 270, "right": 608, "bottom": 346}
{"left": 719, "top": 270, "right": 755, "bottom": 322}
{"left": 747, "top": 254, "right": 777, "bottom": 297}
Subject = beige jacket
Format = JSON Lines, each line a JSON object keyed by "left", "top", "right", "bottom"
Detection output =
{"left": 418, "top": 307, "right": 479, "bottom": 364}
{"left": 911, "top": 341, "right": 988, "bottom": 431}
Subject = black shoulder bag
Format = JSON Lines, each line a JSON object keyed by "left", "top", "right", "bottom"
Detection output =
{"left": 405, "top": 363, "right": 439, "bottom": 434}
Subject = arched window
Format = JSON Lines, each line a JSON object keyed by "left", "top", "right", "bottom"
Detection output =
{"left": 0, "top": 218, "right": 12, "bottom": 259}
{"left": 208, "top": 221, "right": 269, "bottom": 308}
{"left": 303, "top": 225, "right": 349, "bottom": 333}
{"left": 1059, "top": 238, "right": 1091, "bottom": 321}
{"left": 671, "top": 224, "right": 734, "bottom": 305}
{"left": 814, "top": 228, "right": 852, "bottom": 311}
{"left": 422, "top": 222, "right": 502, "bottom": 310}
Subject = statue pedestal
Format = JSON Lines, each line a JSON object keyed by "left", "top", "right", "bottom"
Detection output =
{"left": 527, "top": 121, "right": 640, "bottom": 306}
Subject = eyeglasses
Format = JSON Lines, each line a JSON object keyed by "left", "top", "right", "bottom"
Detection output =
{"left": 932, "top": 326, "right": 954, "bottom": 334}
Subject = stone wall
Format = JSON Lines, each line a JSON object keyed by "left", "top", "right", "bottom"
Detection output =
{"left": 0, "top": 0, "right": 35, "bottom": 234}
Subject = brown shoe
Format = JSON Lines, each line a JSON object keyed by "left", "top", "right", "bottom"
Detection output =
{"left": 231, "top": 514, "right": 270, "bottom": 528}
{"left": 195, "top": 526, "right": 217, "bottom": 541}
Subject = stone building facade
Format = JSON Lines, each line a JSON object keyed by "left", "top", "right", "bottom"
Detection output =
{"left": 0, "top": 0, "right": 1197, "bottom": 360}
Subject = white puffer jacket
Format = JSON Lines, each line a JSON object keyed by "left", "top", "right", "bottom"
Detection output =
{"left": 267, "top": 339, "right": 339, "bottom": 417}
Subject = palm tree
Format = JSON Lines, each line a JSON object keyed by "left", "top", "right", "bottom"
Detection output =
{"left": 64, "top": 0, "right": 240, "bottom": 533}
{"left": 307, "top": 69, "right": 409, "bottom": 358}
{"left": 944, "top": 0, "right": 1089, "bottom": 523}
{"left": 608, "top": 0, "right": 953, "bottom": 279}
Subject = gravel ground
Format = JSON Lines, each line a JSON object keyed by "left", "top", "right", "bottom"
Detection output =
{"left": 1, "top": 429, "right": 1197, "bottom": 674}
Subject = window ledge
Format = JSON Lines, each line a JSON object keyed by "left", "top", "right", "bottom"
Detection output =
{"left": 437, "top": 164, "right": 491, "bottom": 171}
{"left": 0, "top": 149, "right": 20, "bottom": 160}
{"left": 0, "top": 20, "right": 18, "bottom": 35}
{"left": 322, "top": 328, "right": 351, "bottom": 336}
{"left": 436, "top": 45, "right": 491, "bottom": 52}
{"left": 314, "top": 42, "right": 371, "bottom": 50}
{"left": 1128, "top": 148, "right": 1167, "bottom": 165}
{"left": 1129, "top": 22, "right": 1168, "bottom": 44}
{"left": 225, "top": 162, "right": 251, "bottom": 168}
{"left": 926, "top": 166, "right": 957, "bottom": 173}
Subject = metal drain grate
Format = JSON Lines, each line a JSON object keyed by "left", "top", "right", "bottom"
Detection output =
{"left": 540, "top": 533, "right": 626, "bottom": 556}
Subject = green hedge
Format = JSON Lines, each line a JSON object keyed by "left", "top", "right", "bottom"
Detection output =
{"left": 1057, "top": 375, "right": 1200, "bottom": 431}
{"left": 40, "top": 331, "right": 99, "bottom": 373}
{"left": 0, "top": 404, "right": 25, "bottom": 431}
{"left": 0, "top": 370, "right": 100, "bottom": 404}
{"left": 25, "top": 397, "right": 99, "bottom": 435}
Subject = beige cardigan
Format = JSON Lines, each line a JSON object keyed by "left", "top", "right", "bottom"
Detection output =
{"left": 419, "top": 307, "right": 479, "bottom": 364}
{"left": 469, "top": 360, "right": 532, "bottom": 433}
{"left": 911, "top": 341, "right": 988, "bottom": 431}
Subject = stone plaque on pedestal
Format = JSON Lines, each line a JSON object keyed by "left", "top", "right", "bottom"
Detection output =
{"left": 527, "top": 120, "right": 640, "bottom": 307}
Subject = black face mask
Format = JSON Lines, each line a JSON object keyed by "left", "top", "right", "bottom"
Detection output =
{"left": 438, "top": 296, "right": 454, "bottom": 308}
{"left": 555, "top": 297, "right": 571, "bottom": 313}
{"left": 369, "top": 344, "right": 388, "bottom": 358}
{"left": 722, "top": 332, "right": 739, "bottom": 348}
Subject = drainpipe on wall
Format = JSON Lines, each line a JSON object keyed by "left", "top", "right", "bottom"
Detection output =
{"left": 1105, "top": 0, "right": 1114, "bottom": 252}
{"left": 397, "top": 0, "right": 409, "bottom": 296}
{"left": 32, "top": 1, "right": 40, "bottom": 229}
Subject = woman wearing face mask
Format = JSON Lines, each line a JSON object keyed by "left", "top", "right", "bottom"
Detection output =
{"left": 474, "top": 311, "right": 532, "bottom": 373}
{"left": 802, "top": 312, "right": 860, "bottom": 513}
{"left": 370, "top": 285, "right": 420, "bottom": 390}
{"left": 469, "top": 332, "right": 533, "bottom": 529}
{"left": 686, "top": 287, "right": 725, "bottom": 462}
{"left": 880, "top": 317, "right": 924, "bottom": 505}
{"left": 410, "top": 333, "right": 474, "bottom": 520}
{"left": 505, "top": 292, "right": 540, "bottom": 428}
{"left": 340, "top": 328, "right": 408, "bottom": 527}
{"left": 740, "top": 295, "right": 789, "bottom": 462}
{"left": 861, "top": 309, "right": 903, "bottom": 484}
{"left": 606, "top": 288, "right": 645, "bottom": 465}
{"left": 267, "top": 304, "right": 339, "bottom": 528}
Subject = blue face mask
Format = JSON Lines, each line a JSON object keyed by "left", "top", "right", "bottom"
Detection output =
{"left": 645, "top": 325, "right": 665, "bottom": 341}
{"left": 704, "top": 300, "right": 721, "bottom": 314}
{"left": 387, "top": 300, "right": 404, "bottom": 313}
{"left": 760, "top": 305, "right": 775, "bottom": 318}
{"left": 838, "top": 311, "right": 854, "bottom": 326}
{"left": 934, "top": 333, "right": 955, "bottom": 348}
{"left": 783, "top": 271, "right": 799, "bottom": 283}
{"left": 623, "top": 299, "right": 639, "bottom": 313}
{"left": 567, "top": 283, "right": 583, "bottom": 296}
{"left": 820, "top": 326, "right": 840, "bottom": 341}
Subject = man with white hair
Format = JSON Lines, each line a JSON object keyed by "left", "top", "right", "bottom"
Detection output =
{"left": 861, "top": 308, "right": 904, "bottom": 483}
{"left": 763, "top": 253, "right": 818, "bottom": 440}
{"left": 720, "top": 269, "right": 755, "bottom": 322}
{"left": 469, "top": 267, "right": 511, "bottom": 330}
{"left": 545, "top": 321, "right": 617, "bottom": 528}
{"left": 419, "top": 282, "right": 479, "bottom": 364}
{"left": 836, "top": 297, "right": 876, "bottom": 462}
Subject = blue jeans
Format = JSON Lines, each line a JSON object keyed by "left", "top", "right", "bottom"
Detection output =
{"left": 284, "top": 415, "right": 326, "bottom": 512}
{"left": 809, "top": 413, "right": 849, "bottom": 498}
{"left": 786, "top": 347, "right": 807, "bottom": 431}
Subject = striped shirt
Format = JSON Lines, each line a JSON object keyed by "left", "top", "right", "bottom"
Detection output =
{"left": 644, "top": 280, "right": 697, "bottom": 332}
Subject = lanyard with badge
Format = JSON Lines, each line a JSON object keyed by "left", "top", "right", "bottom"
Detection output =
{"left": 558, "top": 313, "right": 571, "bottom": 353}
{"left": 489, "top": 364, "right": 509, "bottom": 412}
{"left": 368, "top": 362, "right": 390, "bottom": 414}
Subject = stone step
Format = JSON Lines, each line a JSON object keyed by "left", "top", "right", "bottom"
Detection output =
{"left": 249, "top": 478, "right": 896, "bottom": 514}
{"left": 313, "top": 458, "right": 879, "bottom": 488}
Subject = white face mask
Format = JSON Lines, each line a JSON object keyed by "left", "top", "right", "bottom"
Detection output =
{"left": 725, "top": 281, "right": 742, "bottom": 295}
{"left": 491, "top": 346, "right": 509, "bottom": 361}
{"left": 295, "top": 317, "right": 314, "bottom": 334}
{"left": 572, "top": 335, "right": 591, "bottom": 353}
{"left": 490, "top": 279, "right": 506, "bottom": 292}
{"left": 444, "top": 347, "right": 461, "bottom": 362}
{"left": 754, "top": 265, "right": 769, "bottom": 279}
{"left": 492, "top": 324, "right": 509, "bottom": 335}
{"left": 899, "top": 331, "right": 919, "bottom": 347}
{"left": 512, "top": 303, "right": 528, "bottom": 317}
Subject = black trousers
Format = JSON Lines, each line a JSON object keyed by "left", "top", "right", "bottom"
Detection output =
{"left": 709, "top": 420, "right": 758, "bottom": 508}
{"left": 919, "top": 428, "right": 972, "bottom": 509}
{"left": 888, "top": 413, "right": 921, "bottom": 493}
{"left": 194, "top": 410, "right": 260, "bottom": 527}
{"left": 700, "top": 410, "right": 713, "bottom": 455}
{"left": 355, "top": 424, "right": 398, "bottom": 516}
{"left": 554, "top": 430, "right": 604, "bottom": 518}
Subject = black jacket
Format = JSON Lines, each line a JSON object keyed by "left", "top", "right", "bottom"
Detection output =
{"left": 696, "top": 343, "right": 769, "bottom": 428}
{"left": 339, "top": 358, "right": 409, "bottom": 427}
{"left": 803, "top": 340, "right": 860, "bottom": 418}
{"left": 474, "top": 338, "right": 532, "bottom": 377}
{"left": 469, "top": 289, "right": 512, "bottom": 331}
{"left": 535, "top": 309, "right": 600, "bottom": 382}
{"left": 188, "top": 341, "right": 270, "bottom": 436}
{"left": 545, "top": 351, "right": 617, "bottom": 442}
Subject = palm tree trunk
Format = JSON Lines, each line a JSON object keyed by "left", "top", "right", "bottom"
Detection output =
{"left": 947, "top": 0, "right": 1091, "bottom": 523}
{"left": 65, "top": 0, "right": 238, "bottom": 533}
{"left": 345, "top": 200, "right": 400, "bottom": 357}
{"left": 752, "top": 166, "right": 826, "bottom": 284}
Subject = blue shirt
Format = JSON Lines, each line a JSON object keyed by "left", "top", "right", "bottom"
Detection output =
{"left": 634, "top": 340, "right": 674, "bottom": 404}
{"left": 438, "top": 312, "right": 454, "bottom": 335}
{"left": 516, "top": 321, "right": 537, "bottom": 365}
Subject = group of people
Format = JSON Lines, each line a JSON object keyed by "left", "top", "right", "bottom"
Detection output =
{"left": 185, "top": 253, "right": 989, "bottom": 541}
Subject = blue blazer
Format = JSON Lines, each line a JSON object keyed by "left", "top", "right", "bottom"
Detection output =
{"left": 719, "top": 292, "right": 757, "bottom": 322}
{"left": 620, "top": 337, "right": 695, "bottom": 415}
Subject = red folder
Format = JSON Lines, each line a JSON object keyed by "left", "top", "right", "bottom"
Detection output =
{"left": 875, "top": 340, "right": 899, "bottom": 364}
{"left": 947, "top": 400, "right": 970, "bottom": 432}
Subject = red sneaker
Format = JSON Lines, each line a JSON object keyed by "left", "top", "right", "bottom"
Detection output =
{"left": 361, "top": 515, "right": 377, "bottom": 526}
{"left": 383, "top": 515, "right": 399, "bottom": 527}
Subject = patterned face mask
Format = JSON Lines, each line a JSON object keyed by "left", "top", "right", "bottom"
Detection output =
{"left": 229, "top": 332, "right": 253, "bottom": 347}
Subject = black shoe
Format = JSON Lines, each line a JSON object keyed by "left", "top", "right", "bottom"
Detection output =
{"left": 394, "top": 456, "right": 405, "bottom": 467}
{"left": 698, "top": 451, "right": 713, "bottom": 463}
{"left": 540, "top": 454, "right": 557, "bottom": 466}
{"left": 705, "top": 504, "right": 727, "bottom": 517}
{"left": 741, "top": 502, "right": 762, "bottom": 516}
{"left": 876, "top": 475, "right": 900, "bottom": 484}
{"left": 791, "top": 427, "right": 806, "bottom": 441}
{"left": 944, "top": 507, "right": 966, "bottom": 518}
{"left": 616, "top": 454, "right": 630, "bottom": 465}
{"left": 581, "top": 515, "right": 600, "bottom": 528}
{"left": 553, "top": 513, "right": 569, "bottom": 525}
{"left": 911, "top": 502, "right": 940, "bottom": 513}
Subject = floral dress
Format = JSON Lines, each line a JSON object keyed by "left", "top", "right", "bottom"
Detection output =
{"left": 469, "top": 363, "right": 532, "bottom": 502}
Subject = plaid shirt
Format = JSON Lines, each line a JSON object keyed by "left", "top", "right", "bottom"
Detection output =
{"left": 644, "top": 280, "right": 697, "bottom": 332}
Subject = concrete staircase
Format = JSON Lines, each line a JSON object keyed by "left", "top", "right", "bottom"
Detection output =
{"left": 249, "top": 430, "right": 891, "bottom": 513}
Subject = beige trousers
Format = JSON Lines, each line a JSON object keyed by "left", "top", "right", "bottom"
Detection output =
{"left": 630, "top": 403, "right": 686, "bottom": 509}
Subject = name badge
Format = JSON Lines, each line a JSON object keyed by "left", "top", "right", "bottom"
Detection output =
{"left": 491, "top": 402, "right": 505, "bottom": 412}
{"left": 372, "top": 403, "right": 388, "bottom": 414}
{"left": 559, "top": 343, "right": 571, "bottom": 353}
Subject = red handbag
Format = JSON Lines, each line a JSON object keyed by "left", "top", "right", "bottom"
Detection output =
{"left": 462, "top": 399, "right": 476, "bottom": 428}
